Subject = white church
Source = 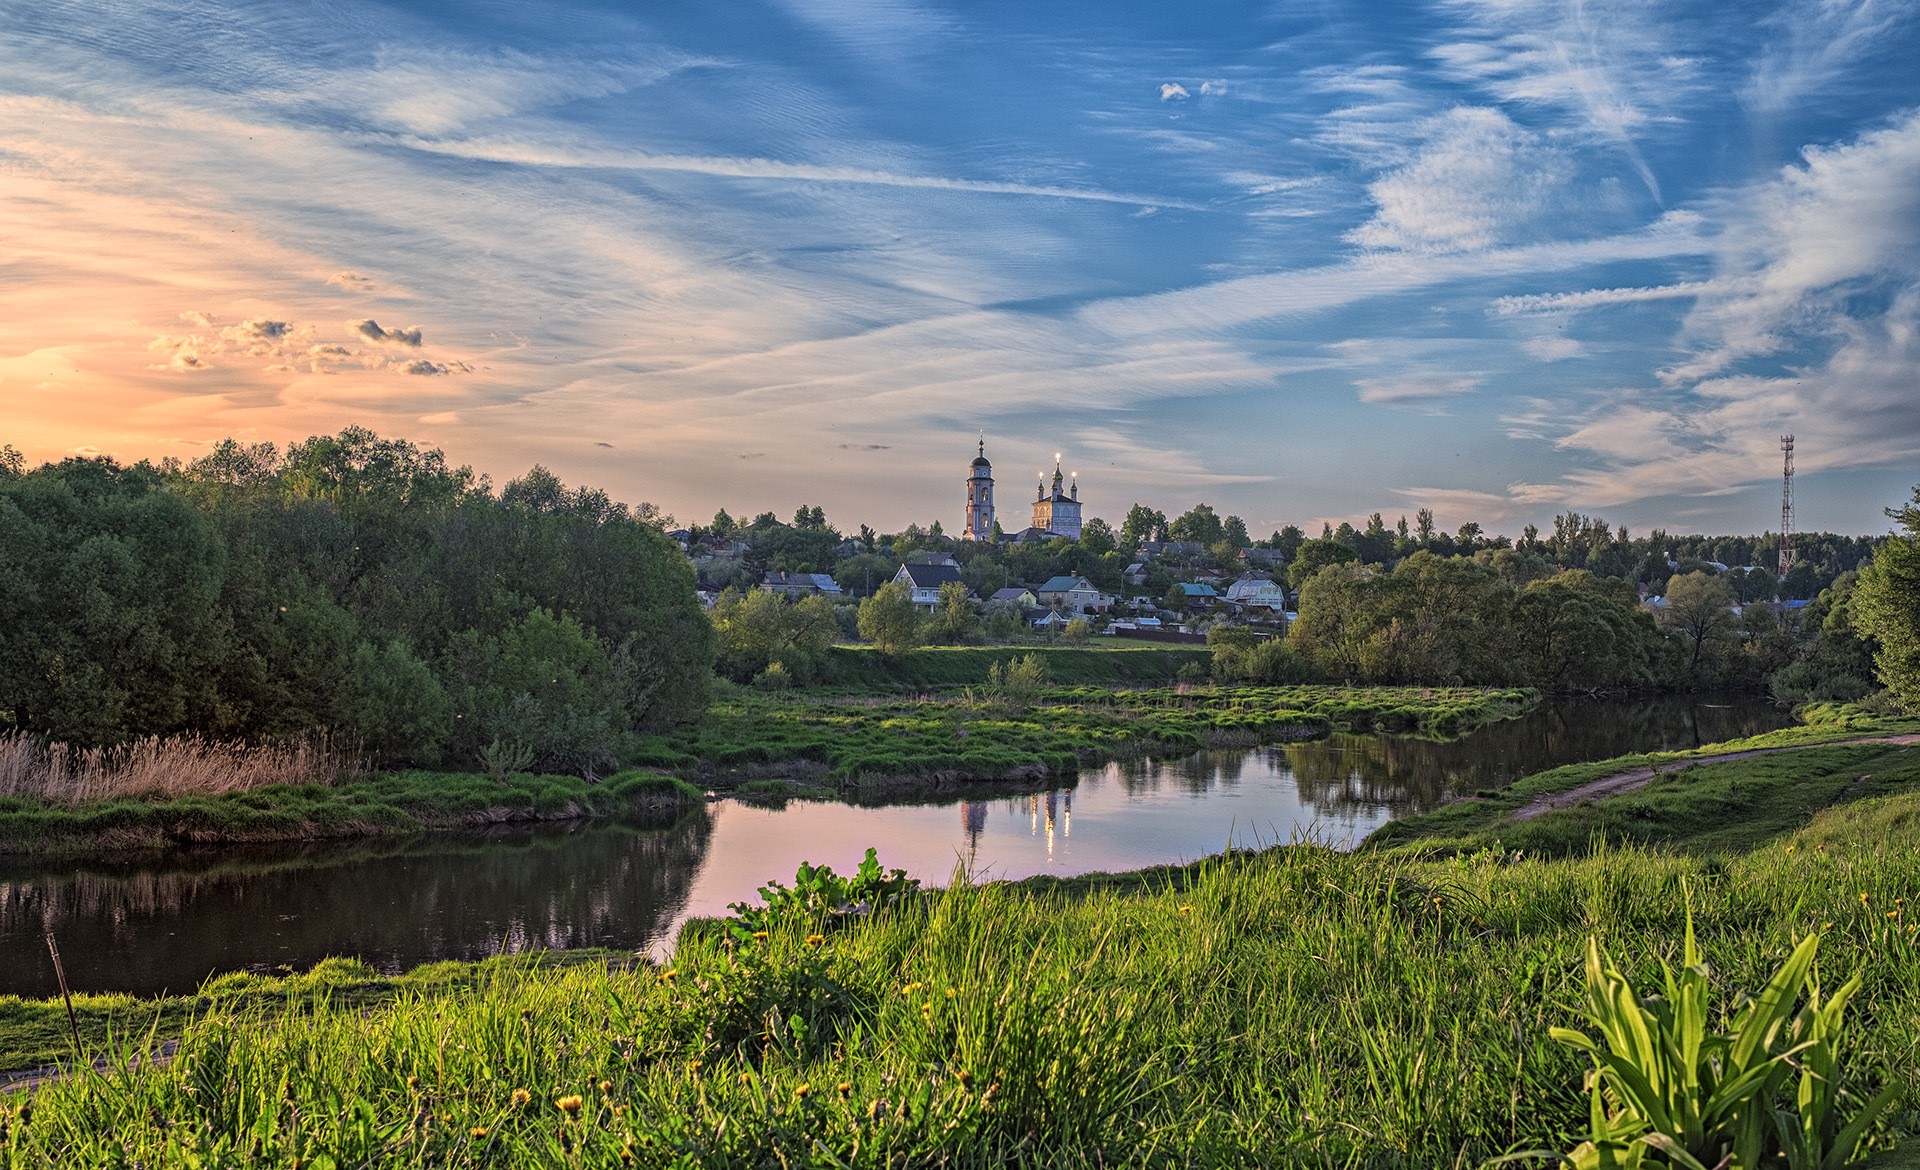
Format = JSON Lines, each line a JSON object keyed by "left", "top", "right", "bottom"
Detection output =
{"left": 963, "top": 438, "right": 1083, "bottom": 542}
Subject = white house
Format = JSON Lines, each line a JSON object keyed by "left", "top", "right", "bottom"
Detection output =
{"left": 893, "top": 562, "right": 967, "bottom": 609}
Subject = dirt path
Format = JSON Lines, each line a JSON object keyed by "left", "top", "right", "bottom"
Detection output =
{"left": 1512, "top": 733, "right": 1920, "bottom": 822}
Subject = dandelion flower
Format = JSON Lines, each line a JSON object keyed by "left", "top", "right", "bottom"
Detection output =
{"left": 510, "top": 1089, "right": 532, "bottom": 1109}
{"left": 794, "top": 1083, "right": 811, "bottom": 1100}
{"left": 406, "top": 1075, "right": 419, "bottom": 1090}
{"left": 1178, "top": 905, "right": 1192, "bottom": 915}
{"left": 752, "top": 930, "right": 769, "bottom": 940}
{"left": 470, "top": 1127, "right": 488, "bottom": 1139}
{"left": 806, "top": 933, "right": 826, "bottom": 947}
{"left": 555, "top": 1095, "right": 585, "bottom": 1116}
{"left": 837, "top": 1082, "right": 853, "bottom": 1098}
{"left": 956, "top": 1070, "right": 973, "bottom": 1088}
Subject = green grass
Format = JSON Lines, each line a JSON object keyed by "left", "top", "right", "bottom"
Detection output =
{"left": 1370, "top": 702, "right": 1920, "bottom": 857}
{"left": 814, "top": 644, "right": 1212, "bottom": 689}
{"left": 2, "top": 805, "right": 1916, "bottom": 1166}
{"left": 634, "top": 684, "right": 1537, "bottom": 792}
{"left": 0, "top": 769, "right": 700, "bottom": 857}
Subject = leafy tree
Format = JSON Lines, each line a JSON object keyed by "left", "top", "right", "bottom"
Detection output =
{"left": 1222, "top": 515, "right": 1251, "bottom": 549}
{"left": 710, "top": 589, "right": 839, "bottom": 682}
{"left": 1120, "top": 504, "right": 1166, "bottom": 549}
{"left": 1170, "top": 504, "right": 1225, "bottom": 547}
{"left": 1062, "top": 617, "right": 1093, "bottom": 644}
{"left": 857, "top": 580, "right": 925, "bottom": 659}
{"left": 1288, "top": 540, "right": 1359, "bottom": 590}
{"left": 347, "top": 639, "right": 452, "bottom": 765}
{"left": 1414, "top": 508, "right": 1436, "bottom": 544}
{"left": 934, "top": 580, "right": 975, "bottom": 643}
{"left": 0, "top": 445, "right": 23, "bottom": 479}
{"left": 1080, "top": 517, "right": 1117, "bottom": 556}
{"left": 711, "top": 508, "right": 736, "bottom": 537}
{"left": 1853, "top": 487, "right": 1920, "bottom": 707}
{"left": 1658, "top": 571, "right": 1739, "bottom": 681}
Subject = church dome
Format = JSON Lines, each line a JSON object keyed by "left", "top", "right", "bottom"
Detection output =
{"left": 971, "top": 454, "right": 991, "bottom": 469}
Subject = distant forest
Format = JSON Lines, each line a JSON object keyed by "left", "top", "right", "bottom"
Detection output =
{"left": 0, "top": 430, "right": 712, "bottom": 771}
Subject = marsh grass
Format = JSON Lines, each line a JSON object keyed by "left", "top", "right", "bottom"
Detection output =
{"left": 0, "top": 731, "right": 360, "bottom": 804}
{"left": 4, "top": 807, "right": 1916, "bottom": 1168}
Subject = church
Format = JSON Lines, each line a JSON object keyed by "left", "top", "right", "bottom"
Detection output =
{"left": 963, "top": 439, "right": 1082, "bottom": 542}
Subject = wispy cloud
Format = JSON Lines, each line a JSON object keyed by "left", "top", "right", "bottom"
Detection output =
{"left": 1493, "top": 281, "right": 1717, "bottom": 316}
{"left": 384, "top": 134, "right": 1202, "bottom": 209}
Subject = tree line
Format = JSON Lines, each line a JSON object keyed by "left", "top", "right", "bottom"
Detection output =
{"left": 0, "top": 430, "right": 712, "bottom": 772}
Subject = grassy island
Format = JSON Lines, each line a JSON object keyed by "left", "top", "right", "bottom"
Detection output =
{"left": 1, "top": 774, "right": 1916, "bottom": 1166}
{"left": 636, "top": 683, "right": 1538, "bottom": 797}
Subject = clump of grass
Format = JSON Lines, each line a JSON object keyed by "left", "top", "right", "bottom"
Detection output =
{"left": 0, "top": 731, "right": 360, "bottom": 804}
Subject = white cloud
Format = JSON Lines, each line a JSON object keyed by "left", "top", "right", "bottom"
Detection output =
{"left": 1743, "top": 0, "right": 1920, "bottom": 114}
{"left": 1672, "top": 110, "right": 1920, "bottom": 380}
{"left": 1493, "top": 281, "right": 1716, "bottom": 316}
{"left": 1521, "top": 336, "right": 1584, "bottom": 360}
{"left": 1348, "top": 107, "right": 1572, "bottom": 254}
{"left": 1430, "top": 0, "right": 1695, "bottom": 200}
{"left": 1198, "top": 81, "right": 1226, "bottom": 96}
{"left": 1355, "top": 374, "right": 1481, "bottom": 404}
{"left": 351, "top": 319, "right": 424, "bottom": 347}
{"left": 1159, "top": 83, "right": 1190, "bottom": 101}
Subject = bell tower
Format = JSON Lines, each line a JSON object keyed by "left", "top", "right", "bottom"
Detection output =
{"left": 964, "top": 435, "right": 995, "bottom": 540}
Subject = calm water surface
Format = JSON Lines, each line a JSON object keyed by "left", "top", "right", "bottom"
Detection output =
{"left": 0, "top": 694, "right": 1790, "bottom": 997}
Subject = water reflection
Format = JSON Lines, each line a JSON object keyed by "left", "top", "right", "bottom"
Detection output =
{"left": 0, "top": 811, "right": 710, "bottom": 998}
{"left": 0, "top": 694, "right": 1792, "bottom": 998}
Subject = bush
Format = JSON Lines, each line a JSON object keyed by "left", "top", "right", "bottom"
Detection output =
{"left": 754, "top": 662, "right": 795, "bottom": 691}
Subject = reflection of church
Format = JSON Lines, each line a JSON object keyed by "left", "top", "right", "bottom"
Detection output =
{"left": 957, "top": 790, "right": 1071, "bottom": 862}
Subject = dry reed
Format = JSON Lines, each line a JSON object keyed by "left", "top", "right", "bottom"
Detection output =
{"left": 0, "top": 731, "right": 361, "bottom": 804}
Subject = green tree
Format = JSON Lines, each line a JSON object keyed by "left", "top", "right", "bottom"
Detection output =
{"left": 1079, "top": 517, "right": 1117, "bottom": 556}
{"left": 1853, "top": 487, "right": 1920, "bottom": 707}
{"left": 1170, "top": 503, "right": 1225, "bottom": 546}
{"left": 1658, "top": 571, "right": 1739, "bottom": 681}
{"left": 857, "top": 580, "right": 925, "bottom": 659}
{"left": 1288, "top": 540, "right": 1360, "bottom": 590}
{"left": 1120, "top": 504, "right": 1166, "bottom": 549}
{"left": 1062, "top": 616, "right": 1092, "bottom": 644}
{"left": 934, "top": 580, "right": 975, "bottom": 643}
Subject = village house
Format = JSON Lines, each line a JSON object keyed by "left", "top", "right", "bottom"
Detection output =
{"left": 760, "top": 571, "right": 843, "bottom": 600}
{"left": 1036, "top": 575, "right": 1114, "bottom": 614}
{"left": 1224, "top": 573, "right": 1287, "bottom": 610}
{"left": 988, "top": 587, "right": 1039, "bottom": 610}
{"left": 892, "top": 561, "right": 966, "bottom": 609}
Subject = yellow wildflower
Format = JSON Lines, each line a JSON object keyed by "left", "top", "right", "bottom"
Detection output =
{"left": 836, "top": 1082, "right": 853, "bottom": 1099}
{"left": 470, "top": 1127, "right": 488, "bottom": 1139}
{"left": 794, "top": 1083, "right": 811, "bottom": 1100}
{"left": 555, "top": 1095, "right": 584, "bottom": 1116}
{"left": 806, "top": 933, "right": 826, "bottom": 947}
{"left": 510, "top": 1089, "right": 532, "bottom": 1109}
{"left": 600, "top": 1080, "right": 613, "bottom": 1094}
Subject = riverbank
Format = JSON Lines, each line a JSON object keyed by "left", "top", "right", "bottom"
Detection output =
{"left": 2, "top": 792, "right": 1915, "bottom": 1165}
{"left": 0, "top": 685, "right": 1532, "bottom": 858}
{"left": 1368, "top": 701, "right": 1920, "bottom": 856}
{"left": 0, "top": 769, "right": 701, "bottom": 858}
{"left": 639, "top": 683, "right": 1540, "bottom": 797}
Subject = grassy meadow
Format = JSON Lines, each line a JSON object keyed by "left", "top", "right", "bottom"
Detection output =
{"left": 2, "top": 794, "right": 1917, "bottom": 1166}
{"left": 1371, "top": 702, "right": 1920, "bottom": 857}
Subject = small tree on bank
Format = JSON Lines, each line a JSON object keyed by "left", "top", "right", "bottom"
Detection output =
{"left": 857, "top": 580, "right": 925, "bottom": 659}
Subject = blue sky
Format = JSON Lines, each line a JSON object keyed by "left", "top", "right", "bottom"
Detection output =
{"left": 3, "top": 0, "right": 1918, "bottom": 537}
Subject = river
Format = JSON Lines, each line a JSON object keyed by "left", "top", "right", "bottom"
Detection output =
{"left": 0, "top": 693, "right": 1790, "bottom": 998}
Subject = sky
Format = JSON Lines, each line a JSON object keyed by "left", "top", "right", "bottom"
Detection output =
{"left": 3, "top": 0, "right": 1919, "bottom": 539}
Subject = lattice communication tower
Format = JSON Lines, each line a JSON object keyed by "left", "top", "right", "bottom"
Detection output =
{"left": 1778, "top": 434, "right": 1795, "bottom": 578}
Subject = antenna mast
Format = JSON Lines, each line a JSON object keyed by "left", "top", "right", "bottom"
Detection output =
{"left": 1778, "top": 434, "right": 1795, "bottom": 578}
